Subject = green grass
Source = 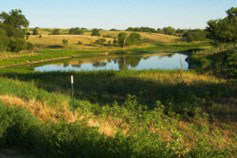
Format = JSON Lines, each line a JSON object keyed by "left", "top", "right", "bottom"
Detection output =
{"left": 0, "top": 42, "right": 209, "bottom": 68}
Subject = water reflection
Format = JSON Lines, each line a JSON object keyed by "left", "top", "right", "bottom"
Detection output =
{"left": 35, "top": 53, "right": 189, "bottom": 72}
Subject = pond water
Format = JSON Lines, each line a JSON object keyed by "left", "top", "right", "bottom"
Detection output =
{"left": 34, "top": 53, "right": 189, "bottom": 72}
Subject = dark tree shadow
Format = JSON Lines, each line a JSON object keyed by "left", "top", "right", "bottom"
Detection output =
{"left": 1, "top": 71, "right": 237, "bottom": 122}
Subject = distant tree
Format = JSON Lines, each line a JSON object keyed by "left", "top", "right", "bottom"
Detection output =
{"left": 69, "top": 27, "right": 84, "bottom": 35}
{"left": 157, "top": 28, "right": 163, "bottom": 33}
{"left": 113, "top": 39, "right": 117, "bottom": 46}
{"left": 126, "top": 33, "right": 142, "bottom": 46}
{"left": 126, "top": 27, "right": 157, "bottom": 33}
{"left": 32, "top": 27, "right": 39, "bottom": 35}
{"left": 118, "top": 32, "right": 127, "bottom": 47}
{"left": 176, "top": 28, "right": 187, "bottom": 36}
{"left": 81, "top": 28, "right": 88, "bottom": 31}
{"left": 94, "top": 38, "right": 106, "bottom": 45}
{"left": 91, "top": 29, "right": 101, "bottom": 36}
{"left": 182, "top": 29, "right": 207, "bottom": 42}
{"left": 107, "top": 40, "right": 112, "bottom": 46}
{"left": 0, "top": 9, "right": 29, "bottom": 52}
{"left": 51, "top": 29, "right": 60, "bottom": 35}
{"left": 163, "top": 26, "right": 176, "bottom": 35}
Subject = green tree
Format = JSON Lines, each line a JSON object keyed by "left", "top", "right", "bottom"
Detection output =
{"left": 0, "top": 9, "right": 29, "bottom": 52}
{"left": 0, "top": 28, "right": 9, "bottom": 51}
{"left": 126, "top": 33, "right": 142, "bottom": 46}
{"left": 91, "top": 29, "right": 101, "bottom": 36}
{"left": 163, "top": 26, "right": 176, "bottom": 35}
{"left": 94, "top": 38, "right": 106, "bottom": 45}
{"left": 118, "top": 32, "right": 127, "bottom": 47}
{"left": 32, "top": 27, "right": 39, "bottom": 35}
{"left": 206, "top": 7, "right": 237, "bottom": 47}
{"left": 182, "top": 29, "right": 207, "bottom": 42}
{"left": 69, "top": 27, "right": 84, "bottom": 35}
{"left": 51, "top": 29, "right": 60, "bottom": 35}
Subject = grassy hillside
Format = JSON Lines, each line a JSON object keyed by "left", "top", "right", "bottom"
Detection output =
{"left": 27, "top": 29, "right": 179, "bottom": 49}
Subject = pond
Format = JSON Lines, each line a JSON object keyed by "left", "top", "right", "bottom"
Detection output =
{"left": 34, "top": 53, "right": 189, "bottom": 72}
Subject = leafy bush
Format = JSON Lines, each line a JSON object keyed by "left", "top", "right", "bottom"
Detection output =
{"left": 0, "top": 28, "right": 9, "bottom": 51}
{"left": 68, "top": 27, "right": 84, "bottom": 35}
{"left": 8, "top": 38, "right": 26, "bottom": 52}
{"left": 126, "top": 33, "right": 142, "bottom": 46}
{"left": 118, "top": 32, "right": 127, "bottom": 47}
{"left": 94, "top": 38, "right": 106, "bottom": 45}
{"left": 182, "top": 29, "right": 207, "bottom": 42}
{"left": 32, "top": 27, "right": 39, "bottom": 35}
{"left": 126, "top": 27, "right": 157, "bottom": 33}
{"left": 224, "top": 49, "right": 237, "bottom": 78}
{"left": 102, "top": 34, "right": 113, "bottom": 38}
{"left": 26, "top": 42, "right": 34, "bottom": 50}
{"left": 91, "top": 29, "right": 101, "bottom": 36}
{"left": 51, "top": 29, "right": 60, "bottom": 35}
{"left": 163, "top": 26, "right": 176, "bottom": 35}
{"left": 62, "top": 39, "right": 69, "bottom": 46}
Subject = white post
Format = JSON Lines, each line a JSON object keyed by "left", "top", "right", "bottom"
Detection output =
{"left": 71, "top": 75, "right": 74, "bottom": 113}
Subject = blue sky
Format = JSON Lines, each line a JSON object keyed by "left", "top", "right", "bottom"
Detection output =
{"left": 0, "top": 0, "right": 236, "bottom": 29}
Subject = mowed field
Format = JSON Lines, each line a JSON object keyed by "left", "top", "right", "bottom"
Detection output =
{"left": 27, "top": 29, "right": 179, "bottom": 50}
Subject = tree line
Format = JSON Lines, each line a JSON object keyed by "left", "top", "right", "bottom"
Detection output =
{"left": 1, "top": 7, "right": 236, "bottom": 53}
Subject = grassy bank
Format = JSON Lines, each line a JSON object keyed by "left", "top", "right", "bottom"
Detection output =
{"left": 0, "top": 42, "right": 209, "bottom": 68}
{"left": 0, "top": 69, "right": 236, "bottom": 157}
{"left": 187, "top": 47, "right": 237, "bottom": 79}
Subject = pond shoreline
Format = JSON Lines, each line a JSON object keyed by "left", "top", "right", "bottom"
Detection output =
{"left": 0, "top": 43, "right": 207, "bottom": 70}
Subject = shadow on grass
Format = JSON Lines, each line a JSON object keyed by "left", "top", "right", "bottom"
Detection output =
{"left": 47, "top": 45, "right": 64, "bottom": 49}
{"left": 1, "top": 71, "right": 237, "bottom": 121}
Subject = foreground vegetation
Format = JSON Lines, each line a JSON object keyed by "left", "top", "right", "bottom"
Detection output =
{"left": 0, "top": 69, "right": 237, "bottom": 158}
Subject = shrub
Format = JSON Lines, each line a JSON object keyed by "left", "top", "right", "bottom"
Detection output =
{"left": 94, "top": 38, "right": 106, "bottom": 45}
{"left": 62, "top": 39, "right": 69, "bottom": 46}
{"left": 224, "top": 49, "right": 237, "bottom": 78}
{"left": 51, "top": 29, "right": 60, "bottom": 35}
{"left": 126, "top": 27, "right": 157, "bottom": 33}
{"left": 163, "top": 26, "right": 176, "bottom": 35}
{"left": 103, "top": 34, "right": 113, "bottom": 38}
{"left": 182, "top": 30, "right": 207, "bottom": 42}
{"left": 9, "top": 38, "right": 26, "bottom": 52}
{"left": 77, "top": 41, "right": 82, "bottom": 45}
{"left": 126, "top": 33, "right": 142, "bottom": 46}
{"left": 118, "top": 32, "right": 127, "bottom": 47}
{"left": 26, "top": 42, "right": 34, "bottom": 50}
{"left": 32, "top": 27, "right": 39, "bottom": 35}
{"left": 91, "top": 29, "right": 101, "bottom": 36}
{"left": 68, "top": 27, "right": 84, "bottom": 35}
{"left": 0, "top": 28, "right": 9, "bottom": 51}
{"left": 107, "top": 40, "right": 112, "bottom": 46}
